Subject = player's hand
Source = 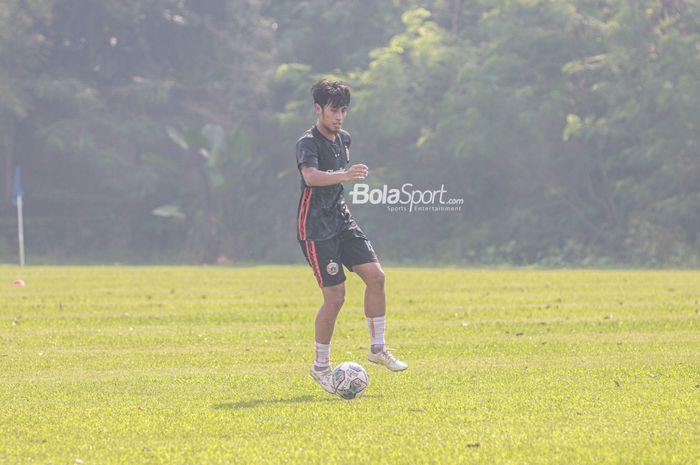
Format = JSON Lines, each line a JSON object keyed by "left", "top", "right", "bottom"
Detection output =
{"left": 343, "top": 164, "right": 369, "bottom": 182}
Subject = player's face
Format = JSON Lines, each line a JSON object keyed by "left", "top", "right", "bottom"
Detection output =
{"left": 315, "top": 103, "right": 348, "bottom": 135}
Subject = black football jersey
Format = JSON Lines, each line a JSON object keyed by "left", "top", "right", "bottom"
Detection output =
{"left": 296, "top": 125, "right": 357, "bottom": 241}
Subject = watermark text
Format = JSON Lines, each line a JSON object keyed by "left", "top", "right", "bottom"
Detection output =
{"left": 348, "top": 183, "right": 463, "bottom": 213}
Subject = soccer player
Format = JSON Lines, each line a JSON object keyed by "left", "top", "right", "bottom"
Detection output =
{"left": 296, "top": 79, "right": 408, "bottom": 395}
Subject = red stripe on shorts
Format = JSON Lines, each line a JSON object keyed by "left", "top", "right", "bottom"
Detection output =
{"left": 305, "top": 240, "right": 323, "bottom": 287}
{"left": 310, "top": 240, "right": 323, "bottom": 287}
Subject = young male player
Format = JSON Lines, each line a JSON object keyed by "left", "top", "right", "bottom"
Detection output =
{"left": 296, "top": 79, "right": 408, "bottom": 395}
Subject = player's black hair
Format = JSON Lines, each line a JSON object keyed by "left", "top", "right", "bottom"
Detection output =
{"left": 312, "top": 79, "right": 351, "bottom": 109}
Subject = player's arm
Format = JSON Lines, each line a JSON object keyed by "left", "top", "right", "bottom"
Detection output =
{"left": 300, "top": 164, "right": 368, "bottom": 187}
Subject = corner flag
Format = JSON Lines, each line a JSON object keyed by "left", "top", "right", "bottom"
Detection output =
{"left": 12, "top": 166, "right": 26, "bottom": 266}
{"left": 12, "top": 166, "right": 24, "bottom": 206}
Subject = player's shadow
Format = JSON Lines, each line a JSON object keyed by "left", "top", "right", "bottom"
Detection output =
{"left": 213, "top": 394, "right": 381, "bottom": 410}
{"left": 212, "top": 395, "right": 330, "bottom": 410}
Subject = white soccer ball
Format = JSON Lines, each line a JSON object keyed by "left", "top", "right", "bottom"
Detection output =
{"left": 332, "top": 362, "right": 369, "bottom": 400}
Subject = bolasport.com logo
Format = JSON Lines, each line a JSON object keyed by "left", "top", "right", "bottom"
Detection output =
{"left": 348, "top": 183, "right": 464, "bottom": 213}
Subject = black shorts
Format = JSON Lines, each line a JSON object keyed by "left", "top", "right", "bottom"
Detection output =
{"left": 299, "top": 227, "right": 378, "bottom": 288}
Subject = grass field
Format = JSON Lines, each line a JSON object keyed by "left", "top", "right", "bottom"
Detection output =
{"left": 1, "top": 265, "right": 699, "bottom": 465}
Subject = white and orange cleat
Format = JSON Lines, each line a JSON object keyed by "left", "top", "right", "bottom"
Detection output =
{"left": 309, "top": 366, "right": 336, "bottom": 394}
{"left": 367, "top": 348, "right": 408, "bottom": 371}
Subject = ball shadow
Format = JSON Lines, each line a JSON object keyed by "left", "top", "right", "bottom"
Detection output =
{"left": 212, "top": 393, "right": 382, "bottom": 410}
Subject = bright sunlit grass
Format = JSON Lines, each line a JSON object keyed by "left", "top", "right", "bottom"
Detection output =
{"left": 1, "top": 266, "right": 698, "bottom": 464}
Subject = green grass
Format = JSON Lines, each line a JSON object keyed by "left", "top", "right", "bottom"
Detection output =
{"left": 1, "top": 266, "right": 699, "bottom": 464}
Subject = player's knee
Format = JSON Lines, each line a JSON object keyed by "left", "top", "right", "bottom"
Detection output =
{"left": 326, "top": 295, "right": 345, "bottom": 311}
{"left": 368, "top": 269, "right": 385, "bottom": 289}
{"left": 323, "top": 287, "right": 345, "bottom": 310}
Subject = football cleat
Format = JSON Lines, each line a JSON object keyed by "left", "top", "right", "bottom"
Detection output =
{"left": 367, "top": 347, "right": 408, "bottom": 371}
{"left": 309, "top": 366, "right": 336, "bottom": 394}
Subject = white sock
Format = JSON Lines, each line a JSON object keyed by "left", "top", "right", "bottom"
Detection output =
{"left": 367, "top": 316, "right": 386, "bottom": 350}
{"left": 314, "top": 342, "right": 330, "bottom": 370}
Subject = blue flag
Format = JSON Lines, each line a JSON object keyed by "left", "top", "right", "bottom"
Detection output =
{"left": 12, "top": 166, "right": 23, "bottom": 206}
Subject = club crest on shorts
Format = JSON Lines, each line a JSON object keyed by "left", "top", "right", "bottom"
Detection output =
{"left": 326, "top": 261, "right": 340, "bottom": 276}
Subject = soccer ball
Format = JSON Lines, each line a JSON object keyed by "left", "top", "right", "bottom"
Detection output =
{"left": 332, "top": 362, "right": 369, "bottom": 400}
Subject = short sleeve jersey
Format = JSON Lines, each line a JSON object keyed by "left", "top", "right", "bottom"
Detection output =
{"left": 296, "top": 126, "right": 357, "bottom": 241}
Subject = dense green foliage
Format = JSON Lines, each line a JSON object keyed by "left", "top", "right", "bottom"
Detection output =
{"left": 1, "top": 265, "right": 699, "bottom": 463}
{"left": 0, "top": 1, "right": 698, "bottom": 265}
